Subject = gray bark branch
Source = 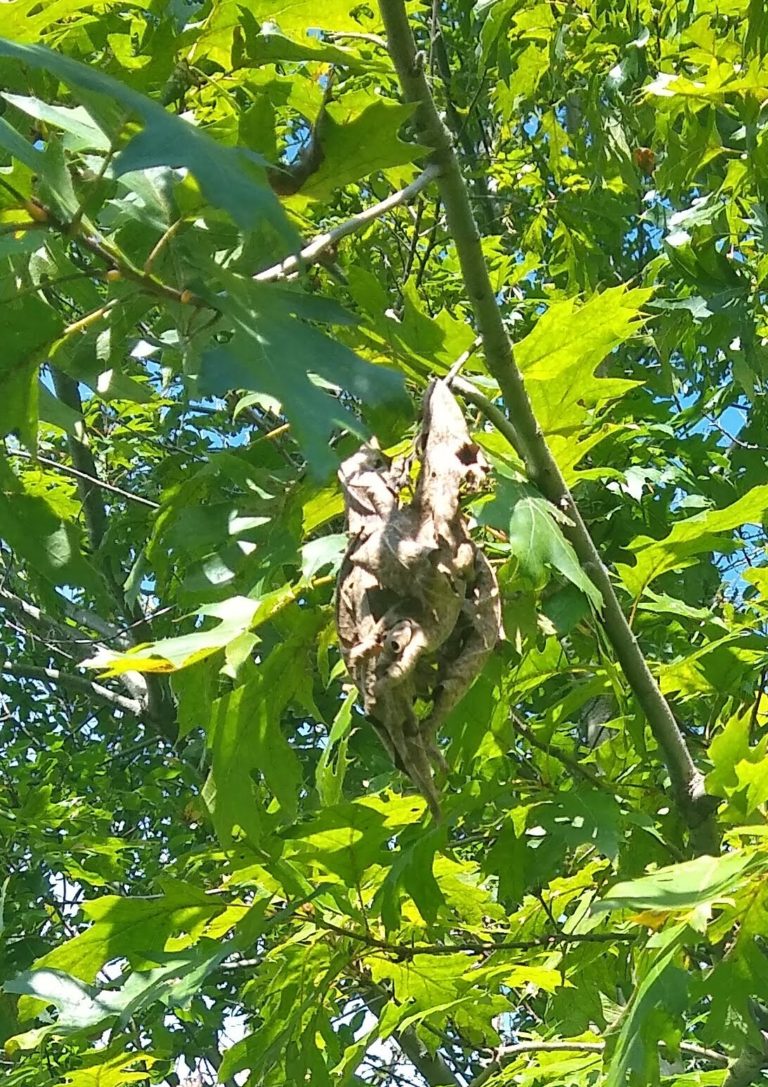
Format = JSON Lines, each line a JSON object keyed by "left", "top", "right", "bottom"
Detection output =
{"left": 378, "top": 0, "right": 718, "bottom": 851}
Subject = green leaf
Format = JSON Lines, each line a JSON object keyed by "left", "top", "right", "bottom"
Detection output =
{"left": 372, "top": 952, "right": 477, "bottom": 1013}
{"left": 203, "top": 645, "right": 305, "bottom": 841}
{"left": 197, "top": 0, "right": 372, "bottom": 65}
{"left": 18, "top": 884, "right": 225, "bottom": 995}
{"left": 617, "top": 484, "right": 768, "bottom": 597}
{"left": 315, "top": 692, "right": 355, "bottom": 807}
{"left": 507, "top": 496, "right": 602, "bottom": 607}
{"left": 706, "top": 712, "right": 768, "bottom": 816}
{"left": 0, "top": 0, "right": 99, "bottom": 42}
{"left": 236, "top": 16, "right": 387, "bottom": 72}
{"left": 0, "top": 115, "right": 45, "bottom": 170}
{"left": 4, "top": 969, "right": 116, "bottom": 1033}
{"left": 38, "top": 382, "right": 83, "bottom": 435}
{"left": 0, "top": 471, "right": 104, "bottom": 596}
{"left": 0, "top": 298, "right": 63, "bottom": 448}
{"left": 84, "top": 591, "right": 297, "bottom": 674}
{"left": 604, "top": 926, "right": 689, "bottom": 1087}
{"left": 2, "top": 92, "right": 111, "bottom": 150}
{"left": 514, "top": 285, "right": 649, "bottom": 482}
{"left": 595, "top": 851, "right": 766, "bottom": 913}
{"left": 52, "top": 1046, "right": 155, "bottom": 1087}
{"left": 0, "top": 38, "right": 296, "bottom": 244}
{"left": 300, "top": 534, "right": 346, "bottom": 579}
{"left": 284, "top": 794, "right": 428, "bottom": 884}
{"left": 198, "top": 283, "right": 410, "bottom": 476}
{"left": 372, "top": 951, "right": 506, "bottom": 1044}
{"left": 377, "top": 827, "right": 445, "bottom": 929}
{"left": 299, "top": 100, "right": 426, "bottom": 202}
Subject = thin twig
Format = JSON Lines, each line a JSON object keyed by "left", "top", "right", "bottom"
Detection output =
{"left": 314, "top": 915, "right": 636, "bottom": 957}
{"left": 445, "top": 337, "right": 481, "bottom": 382}
{"left": 62, "top": 300, "right": 118, "bottom": 337}
{"left": 8, "top": 448, "right": 160, "bottom": 510}
{"left": 2, "top": 661, "right": 143, "bottom": 716}
{"left": 143, "top": 219, "right": 185, "bottom": 274}
{"left": 402, "top": 194, "right": 425, "bottom": 281}
{"left": 327, "top": 30, "right": 389, "bottom": 49}
{"left": 0, "top": 185, "right": 206, "bottom": 310}
{"left": 254, "top": 164, "right": 441, "bottom": 282}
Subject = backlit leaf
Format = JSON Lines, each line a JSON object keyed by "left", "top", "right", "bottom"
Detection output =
{"left": 507, "top": 496, "right": 602, "bottom": 607}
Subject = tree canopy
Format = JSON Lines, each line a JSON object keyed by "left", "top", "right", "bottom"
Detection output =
{"left": 2, "top": 1, "right": 768, "bottom": 1085}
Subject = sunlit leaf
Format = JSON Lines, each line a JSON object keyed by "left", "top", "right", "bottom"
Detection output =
{"left": 595, "top": 851, "right": 766, "bottom": 913}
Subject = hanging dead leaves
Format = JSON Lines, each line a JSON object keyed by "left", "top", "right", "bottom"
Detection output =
{"left": 335, "top": 379, "right": 504, "bottom": 818}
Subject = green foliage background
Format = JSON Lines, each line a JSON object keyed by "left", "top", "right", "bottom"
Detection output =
{"left": 1, "top": 1, "right": 768, "bottom": 1085}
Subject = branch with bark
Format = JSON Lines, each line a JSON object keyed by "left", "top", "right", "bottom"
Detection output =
{"left": 254, "top": 164, "right": 441, "bottom": 282}
{"left": 378, "top": 0, "right": 718, "bottom": 853}
{"left": 722, "top": 1044, "right": 768, "bottom": 1087}
{"left": 314, "top": 916, "right": 636, "bottom": 958}
{"left": 2, "top": 661, "right": 143, "bottom": 716}
{"left": 468, "top": 1038, "right": 729, "bottom": 1087}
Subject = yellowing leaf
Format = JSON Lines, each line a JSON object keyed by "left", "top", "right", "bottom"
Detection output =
{"left": 84, "top": 591, "right": 296, "bottom": 675}
{"left": 628, "top": 909, "right": 674, "bottom": 930}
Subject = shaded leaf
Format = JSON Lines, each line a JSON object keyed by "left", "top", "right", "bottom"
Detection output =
{"left": 203, "top": 644, "right": 305, "bottom": 840}
{"left": 507, "top": 496, "right": 602, "bottom": 607}
{"left": 0, "top": 38, "right": 296, "bottom": 244}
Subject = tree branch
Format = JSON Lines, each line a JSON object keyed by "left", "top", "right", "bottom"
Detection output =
{"left": 0, "top": 588, "right": 79, "bottom": 647}
{"left": 0, "top": 587, "right": 151, "bottom": 710}
{"left": 2, "top": 661, "right": 143, "bottom": 716}
{"left": 56, "top": 597, "right": 127, "bottom": 643}
{"left": 511, "top": 713, "right": 607, "bottom": 791}
{"left": 722, "top": 1043, "right": 768, "bottom": 1087}
{"left": 469, "top": 1038, "right": 729, "bottom": 1087}
{"left": 9, "top": 446, "right": 159, "bottom": 510}
{"left": 314, "top": 916, "right": 635, "bottom": 957}
{"left": 254, "top": 164, "right": 441, "bottom": 282}
{"left": 378, "top": 0, "right": 718, "bottom": 850}
{"left": 360, "top": 980, "right": 460, "bottom": 1087}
